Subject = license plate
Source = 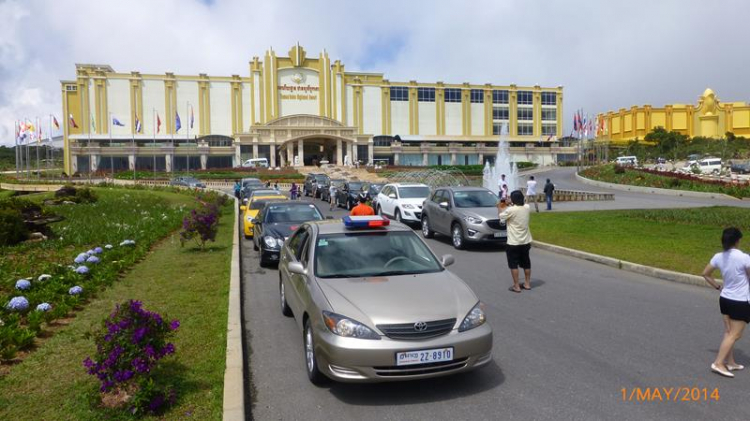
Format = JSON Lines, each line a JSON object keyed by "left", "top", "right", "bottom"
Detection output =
{"left": 494, "top": 232, "right": 506, "bottom": 238}
{"left": 396, "top": 347, "right": 454, "bottom": 366}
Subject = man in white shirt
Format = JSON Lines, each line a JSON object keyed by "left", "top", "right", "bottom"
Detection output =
{"left": 498, "top": 190, "right": 533, "bottom": 293}
{"left": 526, "top": 176, "right": 539, "bottom": 213}
{"left": 329, "top": 184, "right": 337, "bottom": 211}
{"left": 497, "top": 174, "right": 507, "bottom": 197}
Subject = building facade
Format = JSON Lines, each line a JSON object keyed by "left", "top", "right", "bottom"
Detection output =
{"left": 596, "top": 88, "right": 750, "bottom": 145}
{"left": 61, "top": 44, "right": 566, "bottom": 174}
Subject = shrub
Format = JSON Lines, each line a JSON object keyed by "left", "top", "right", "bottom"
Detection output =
{"left": 83, "top": 300, "right": 179, "bottom": 416}
{"left": 179, "top": 203, "right": 219, "bottom": 250}
{"left": 614, "top": 165, "right": 626, "bottom": 174}
{"left": 53, "top": 185, "right": 98, "bottom": 204}
{"left": 0, "top": 208, "right": 27, "bottom": 246}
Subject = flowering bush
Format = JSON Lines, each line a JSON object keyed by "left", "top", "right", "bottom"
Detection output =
{"left": 83, "top": 300, "right": 180, "bottom": 415}
{"left": 6, "top": 296, "right": 29, "bottom": 312}
{"left": 87, "top": 255, "right": 100, "bottom": 264}
{"left": 69, "top": 286, "right": 83, "bottom": 295}
{"left": 15, "top": 279, "right": 31, "bottom": 291}
{"left": 179, "top": 203, "right": 219, "bottom": 250}
{"left": 36, "top": 303, "right": 52, "bottom": 312}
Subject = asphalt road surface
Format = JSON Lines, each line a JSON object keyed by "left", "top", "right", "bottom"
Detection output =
{"left": 240, "top": 195, "right": 750, "bottom": 421}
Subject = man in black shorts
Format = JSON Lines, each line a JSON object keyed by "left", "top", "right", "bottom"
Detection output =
{"left": 498, "top": 190, "right": 533, "bottom": 293}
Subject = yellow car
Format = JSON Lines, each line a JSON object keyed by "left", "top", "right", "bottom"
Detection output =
{"left": 241, "top": 195, "right": 286, "bottom": 238}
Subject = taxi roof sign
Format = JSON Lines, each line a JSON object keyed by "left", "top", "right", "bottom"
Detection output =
{"left": 342, "top": 215, "right": 390, "bottom": 228}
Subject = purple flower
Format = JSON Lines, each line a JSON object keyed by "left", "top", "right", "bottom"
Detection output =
{"left": 86, "top": 255, "right": 100, "bottom": 264}
{"left": 15, "top": 279, "right": 31, "bottom": 290}
{"left": 131, "top": 357, "right": 150, "bottom": 373}
{"left": 6, "top": 296, "right": 29, "bottom": 311}
{"left": 132, "top": 327, "right": 148, "bottom": 343}
{"left": 75, "top": 266, "right": 89, "bottom": 275}
{"left": 93, "top": 247, "right": 103, "bottom": 254}
{"left": 169, "top": 320, "right": 180, "bottom": 331}
{"left": 148, "top": 394, "right": 166, "bottom": 412}
{"left": 129, "top": 300, "right": 142, "bottom": 312}
{"left": 36, "top": 302, "right": 52, "bottom": 312}
{"left": 160, "top": 343, "right": 175, "bottom": 356}
{"left": 74, "top": 253, "right": 87, "bottom": 264}
{"left": 69, "top": 285, "right": 83, "bottom": 295}
{"left": 83, "top": 357, "right": 94, "bottom": 369}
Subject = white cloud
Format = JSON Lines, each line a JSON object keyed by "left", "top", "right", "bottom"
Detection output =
{"left": 2, "top": 0, "right": 749, "bottom": 145}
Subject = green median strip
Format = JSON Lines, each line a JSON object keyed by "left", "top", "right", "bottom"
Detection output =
{"left": 530, "top": 207, "right": 750, "bottom": 276}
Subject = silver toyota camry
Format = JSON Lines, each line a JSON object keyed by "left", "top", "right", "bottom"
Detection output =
{"left": 278, "top": 215, "right": 493, "bottom": 383}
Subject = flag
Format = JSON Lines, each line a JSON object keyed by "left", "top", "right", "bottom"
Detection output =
{"left": 189, "top": 105, "right": 194, "bottom": 129}
{"left": 175, "top": 112, "right": 181, "bottom": 132}
{"left": 157, "top": 113, "right": 161, "bottom": 134}
{"left": 135, "top": 114, "right": 142, "bottom": 133}
{"left": 69, "top": 114, "right": 78, "bottom": 128}
{"left": 90, "top": 113, "right": 96, "bottom": 132}
{"left": 112, "top": 117, "right": 125, "bottom": 127}
{"left": 52, "top": 116, "right": 60, "bottom": 130}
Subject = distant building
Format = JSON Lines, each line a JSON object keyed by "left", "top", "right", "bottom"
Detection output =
{"left": 597, "top": 88, "right": 750, "bottom": 145}
{"left": 61, "top": 44, "right": 568, "bottom": 174}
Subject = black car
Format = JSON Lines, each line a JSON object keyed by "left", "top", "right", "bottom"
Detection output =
{"left": 252, "top": 201, "right": 325, "bottom": 266}
{"left": 731, "top": 161, "right": 750, "bottom": 174}
{"left": 335, "top": 181, "right": 369, "bottom": 210}
{"left": 367, "top": 183, "right": 383, "bottom": 209}
{"left": 169, "top": 176, "right": 206, "bottom": 188}
{"left": 303, "top": 173, "right": 330, "bottom": 198}
{"left": 240, "top": 183, "right": 267, "bottom": 205}
{"left": 320, "top": 179, "right": 345, "bottom": 202}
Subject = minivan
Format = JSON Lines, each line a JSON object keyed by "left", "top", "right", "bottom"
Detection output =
{"left": 241, "top": 158, "right": 269, "bottom": 168}
{"left": 615, "top": 156, "right": 638, "bottom": 166}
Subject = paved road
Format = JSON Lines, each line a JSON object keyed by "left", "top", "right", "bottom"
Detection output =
{"left": 241, "top": 196, "right": 750, "bottom": 421}
{"left": 523, "top": 167, "right": 750, "bottom": 211}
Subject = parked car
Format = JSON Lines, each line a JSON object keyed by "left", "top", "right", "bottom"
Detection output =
{"left": 376, "top": 183, "right": 431, "bottom": 225}
{"left": 278, "top": 215, "right": 493, "bottom": 383}
{"left": 241, "top": 158, "right": 269, "bottom": 168}
{"left": 240, "top": 183, "right": 269, "bottom": 205}
{"left": 303, "top": 173, "right": 331, "bottom": 198}
{"left": 241, "top": 178, "right": 263, "bottom": 188}
{"left": 731, "top": 160, "right": 750, "bottom": 174}
{"left": 240, "top": 195, "right": 286, "bottom": 238}
{"left": 335, "top": 181, "right": 368, "bottom": 210}
{"left": 320, "top": 179, "right": 345, "bottom": 202}
{"left": 169, "top": 176, "right": 206, "bottom": 188}
{"left": 367, "top": 183, "right": 384, "bottom": 209}
{"left": 252, "top": 201, "right": 325, "bottom": 266}
{"left": 681, "top": 157, "right": 722, "bottom": 174}
{"left": 614, "top": 156, "right": 638, "bottom": 167}
{"left": 421, "top": 187, "right": 506, "bottom": 250}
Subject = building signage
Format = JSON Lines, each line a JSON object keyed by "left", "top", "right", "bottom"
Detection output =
{"left": 278, "top": 84, "right": 319, "bottom": 100}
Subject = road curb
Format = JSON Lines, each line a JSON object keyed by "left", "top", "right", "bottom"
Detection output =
{"left": 222, "top": 195, "right": 245, "bottom": 421}
{"left": 532, "top": 240, "right": 720, "bottom": 289}
{"left": 575, "top": 173, "right": 739, "bottom": 200}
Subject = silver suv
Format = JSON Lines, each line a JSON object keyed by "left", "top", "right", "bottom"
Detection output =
{"left": 421, "top": 187, "right": 506, "bottom": 249}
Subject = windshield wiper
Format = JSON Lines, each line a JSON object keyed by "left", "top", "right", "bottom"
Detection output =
{"left": 319, "top": 274, "right": 361, "bottom": 279}
{"left": 368, "top": 270, "right": 422, "bottom": 277}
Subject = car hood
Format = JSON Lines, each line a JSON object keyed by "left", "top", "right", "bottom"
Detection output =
{"left": 454, "top": 207, "right": 501, "bottom": 220}
{"left": 316, "top": 270, "right": 478, "bottom": 328}
{"left": 263, "top": 222, "right": 303, "bottom": 238}
{"left": 397, "top": 198, "right": 427, "bottom": 207}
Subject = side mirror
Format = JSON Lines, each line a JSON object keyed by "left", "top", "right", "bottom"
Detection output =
{"left": 438, "top": 201, "right": 450, "bottom": 210}
{"left": 441, "top": 254, "right": 455, "bottom": 267}
{"left": 288, "top": 261, "right": 306, "bottom": 275}
{"left": 388, "top": 193, "right": 397, "bottom": 199}
{"left": 240, "top": 205, "right": 247, "bottom": 211}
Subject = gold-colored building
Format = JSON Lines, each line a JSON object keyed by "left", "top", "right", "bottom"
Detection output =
{"left": 61, "top": 44, "right": 566, "bottom": 174}
{"left": 597, "top": 88, "right": 750, "bottom": 145}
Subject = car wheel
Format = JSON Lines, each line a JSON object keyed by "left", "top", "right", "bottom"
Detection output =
{"left": 304, "top": 319, "right": 326, "bottom": 385}
{"left": 347, "top": 200, "right": 352, "bottom": 211}
{"left": 376, "top": 205, "right": 382, "bottom": 215}
{"left": 422, "top": 216, "right": 434, "bottom": 238}
{"left": 395, "top": 209, "right": 402, "bottom": 223}
{"left": 280, "top": 277, "right": 292, "bottom": 317}
{"left": 253, "top": 237, "right": 259, "bottom": 251}
{"left": 451, "top": 223, "right": 465, "bottom": 250}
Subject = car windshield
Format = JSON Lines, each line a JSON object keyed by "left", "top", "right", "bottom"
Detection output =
{"left": 251, "top": 190, "right": 278, "bottom": 196}
{"left": 370, "top": 184, "right": 383, "bottom": 193}
{"left": 243, "top": 181, "right": 263, "bottom": 188}
{"left": 399, "top": 186, "right": 431, "bottom": 199}
{"left": 348, "top": 182, "right": 364, "bottom": 191}
{"left": 314, "top": 231, "right": 443, "bottom": 278}
{"left": 314, "top": 175, "right": 329, "bottom": 182}
{"left": 265, "top": 204, "right": 323, "bottom": 223}
{"left": 250, "top": 198, "right": 283, "bottom": 210}
{"left": 453, "top": 190, "right": 498, "bottom": 208}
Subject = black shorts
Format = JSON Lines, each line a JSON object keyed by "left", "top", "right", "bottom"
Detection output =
{"left": 506, "top": 243, "right": 531, "bottom": 269}
{"left": 720, "top": 297, "right": 750, "bottom": 323}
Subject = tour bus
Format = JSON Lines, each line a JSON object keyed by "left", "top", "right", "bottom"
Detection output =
{"left": 241, "top": 158, "right": 269, "bottom": 168}
{"left": 615, "top": 156, "right": 638, "bottom": 166}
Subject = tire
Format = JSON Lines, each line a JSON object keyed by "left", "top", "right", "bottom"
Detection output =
{"left": 451, "top": 223, "right": 465, "bottom": 250}
{"left": 253, "top": 236, "right": 259, "bottom": 251}
{"left": 280, "top": 277, "right": 292, "bottom": 317}
{"left": 304, "top": 319, "right": 326, "bottom": 384}
{"left": 346, "top": 199, "right": 352, "bottom": 211}
{"left": 421, "top": 216, "right": 434, "bottom": 238}
{"left": 376, "top": 205, "right": 382, "bottom": 216}
{"left": 395, "top": 209, "right": 402, "bottom": 223}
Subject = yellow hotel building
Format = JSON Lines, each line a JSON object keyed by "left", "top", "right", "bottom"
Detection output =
{"left": 61, "top": 44, "right": 565, "bottom": 174}
{"left": 597, "top": 88, "right": 750, "bottom": 145}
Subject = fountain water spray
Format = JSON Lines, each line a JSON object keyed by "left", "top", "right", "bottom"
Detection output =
{"left": 482, "top": 122, "right": 519, "bottom": 194}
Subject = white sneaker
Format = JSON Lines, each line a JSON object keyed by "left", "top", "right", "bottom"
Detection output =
{"left": 711, "top": 363, "right": 735, "bottom": 378}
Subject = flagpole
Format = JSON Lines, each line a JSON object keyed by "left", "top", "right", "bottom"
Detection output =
{"left": 132, "top": 113, "right": 136, "bottom": 183}
{"left": 47, "top": 115, "right": 52, "bottom": 174}
{"left": 153, "top": 108, "right": 156, "bottom": 180}
{"left": 14, "top": 120, "right": 19, "bottom": 177}
{"left": 26, "top": 118, "right": 31, "bottom": 179}
{"left": 36, "top": 117, "right": 40, "bottom": 179}
{"left": 186, "top": 101, "right": 190, "bottom": 175}
{"left": 109, "top": 112, "right": 114, "bottom": 180}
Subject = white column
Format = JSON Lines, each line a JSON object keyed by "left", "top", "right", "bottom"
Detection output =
{"left": 287, "top": 142, "right": 294, "bottom": 166}
{"left": 422, "top": 153, "right": 428, "bottom": 166}
{"left": 346, "top": 141, "right": 353, "bottom": 166}
{"left": 270, "top": 144, "right": 276, "bottom": 168}
{"left": 279, "top": 150, "right": 286, "bottom": 167}
{"left": 71, "top": 153, "right": 79, "bottom": 173}
{"left": 336, "top": 139, "right": 343, "bottom": 165}
{"left": 368, "top": 141, "right": 374, "bottom": 165}
{"left": 234, "top": 143, "right": 241, "bottom": 167}
{"left": 165, "top": 154, "right": 173, "bottom": 173}
{"left": 90, "top": 153, "right": 99, "bottom": 172}
{"left": 297, "top": 138, "right": 304, "bottom": 166}
{"left": 394, "top": 153, "right": 400, "bottom": 166}
{"left": 478, "top": 153, "right": 484, "bottom": 165}
{"left": 450, "top": 153, "right": 456, "bottom": 165}
{"left": 200, "top": 154, "right": 208, "bottom": 170}
{"left": 128, "top": 154, "right": 135, "bottom": 170}
{"left": 252, "top": 143, "right": 259, "bottom": 159}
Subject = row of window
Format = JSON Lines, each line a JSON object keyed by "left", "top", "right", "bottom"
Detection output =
{"left": 491, "top": 123, "right": 558, "bottom": 136}
{"left": 389, "top": 87, "right": 558, "bottom": 105}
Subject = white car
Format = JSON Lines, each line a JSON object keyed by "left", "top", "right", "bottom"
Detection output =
{"left": 681, "top": 158, "right": 722, "bottom": 175}
{"left": 376, "top": 183, "right": 431, "bottom": 224}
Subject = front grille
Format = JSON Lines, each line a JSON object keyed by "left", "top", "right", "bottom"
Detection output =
{"left": 377, "top": 318, "right": 456, "bottom": 340}
{"left": 485, "top": 219, "right": 506, "bottom": 230}
{"left": 374, "top": 358, "right": 469, "bottom": 377}
{"left": 413, "top": 212, "right": 422, "bottom": 219}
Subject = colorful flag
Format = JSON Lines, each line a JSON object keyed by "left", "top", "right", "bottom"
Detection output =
{"left": 157, "top": 113, "right": 161, "bottom": 134}
{"left": 69, "top": 114, "right": 78, "bottom": 128}
{"left": 112, "top": 117, "right": 125, "bottom": 127}
{"left": 52, "top": 116, "right": 60, "bottom": 130}
{"left": 135, "top": 114, "right": 142, "bottom": 133}
{"left": 175, "top": 112, "right": 181, "bottom": 133}
{"left": 189, "top": 105, "right": 194, "bottom": 129}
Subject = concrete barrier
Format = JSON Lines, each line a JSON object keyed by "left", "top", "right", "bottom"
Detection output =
{"left": 520, "top": 188, "right": 614, "bottom": 202}
{"left": 575, "top": 173, "right": 738, "bottom": 200}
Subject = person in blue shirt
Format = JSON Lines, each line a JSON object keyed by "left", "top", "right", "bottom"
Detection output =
{"left": 234, "top": 181, "right": 241, "bottom": 199}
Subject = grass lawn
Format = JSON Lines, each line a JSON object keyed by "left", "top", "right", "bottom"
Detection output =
{"left": 0, "top": 195, "right": 233, "bottom": 420}
{"left": 530, "top": 207, "right": 750, "bottom": 275}
{"left": 0, "top": 189, "right": 14, "bottom": 200}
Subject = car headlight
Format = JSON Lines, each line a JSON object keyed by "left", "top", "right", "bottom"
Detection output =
{"left": 263, "top": 236, "right": 283, "bottom": 249}
{"left": 402, "top": 204, "right": 415, "bottom": 209}
{"left": 459, "top": 302, "right": 486, "bottom": 332}
{"left": 247, "top": 216, "right": 253, "bottom": 222}
{"left": 463, "top": 215, "right": 483, "bottom": 225}
{"left": 322, "top": 311, "right": 380, "bottom": 340}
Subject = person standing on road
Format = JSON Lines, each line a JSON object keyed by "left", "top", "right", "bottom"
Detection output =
{"left": 290, "top": 182, "right": 299, "bottom": 201}
{"left": 702, "top": 227, "right": 750, "bottom": 378}
{"left": 233, "top": 181, "right": 241, "bottom": 199}
{"left": 350, "top": 198, "right": 375, "bottom": 216}
{"left": 543, "top": 178, "right": 555, "bottom": 211}
{"left": 498, "top": 190, "right": 533, "bottom": 293}
{"left": 498, "top": 173, "right": 507, "bottom": 197}
{"left": 328, "top": 183, "right": 336, "bottom": 211}
{"left": 526, "top": 176, "right": 539, "bottom": 212}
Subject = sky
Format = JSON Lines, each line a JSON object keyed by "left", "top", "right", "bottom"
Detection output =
{"left": 1, "top": 0, "right": 749, "bottom": 146}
